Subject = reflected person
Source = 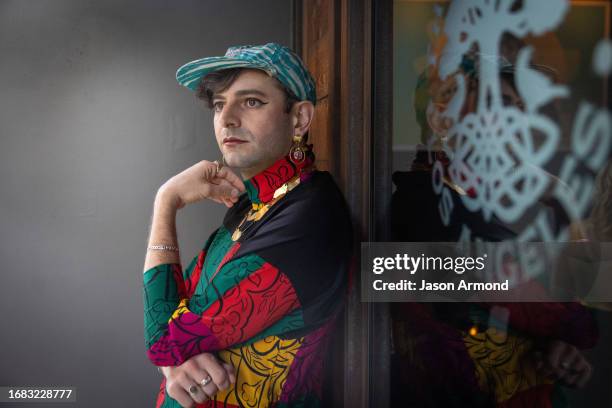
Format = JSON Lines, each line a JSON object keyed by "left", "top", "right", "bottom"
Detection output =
{"left": 390, "top": 52, "right": 598, "bottom": 407}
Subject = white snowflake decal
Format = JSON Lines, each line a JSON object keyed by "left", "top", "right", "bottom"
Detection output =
{"left": 438, "top": 0, "right": 570, "bottom": 223}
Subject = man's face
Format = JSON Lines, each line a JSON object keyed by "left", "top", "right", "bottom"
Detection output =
{"left": 211, "top": 69, "right": 294, "bottom": 178}
{"left": 461, "top": 74, "right": 525, "bottom": 115}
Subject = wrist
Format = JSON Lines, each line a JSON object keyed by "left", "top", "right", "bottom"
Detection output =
{"left": 155, "top": 187, "right": 181, "bottom": 211}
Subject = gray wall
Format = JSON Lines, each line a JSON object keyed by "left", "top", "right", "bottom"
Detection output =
{"left": 0, "top": 1, "right": 292, "bottom": 406}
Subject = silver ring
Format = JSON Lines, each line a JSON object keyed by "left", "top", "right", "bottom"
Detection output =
{"left": 188, "top": 385, "right": 199, "bottom": 395}
{"left": 561, "top": 361, "right": 572, "bottom": 369}
{"left": 200, "top": 375, "right": 212, "bottom": 387}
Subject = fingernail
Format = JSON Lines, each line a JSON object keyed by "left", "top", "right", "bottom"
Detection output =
{"left": 231, "top": 189, "right": 239, "bottom": 197}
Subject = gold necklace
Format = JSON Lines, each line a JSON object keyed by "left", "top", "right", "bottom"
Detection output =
{"left": 231, "top": 174, "right": 302, "bottom": 241}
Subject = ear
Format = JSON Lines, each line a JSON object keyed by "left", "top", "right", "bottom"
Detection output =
{"left": 291, "top": 101, "right": 315, "bottom": 136}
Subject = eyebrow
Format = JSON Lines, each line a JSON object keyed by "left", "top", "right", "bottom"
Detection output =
{"left": 213, "top": 89, "right": 269, "bottom": 100}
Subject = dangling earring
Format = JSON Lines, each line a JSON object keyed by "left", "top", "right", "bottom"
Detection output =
{"left": 289, "top": 134, "right": 306, "bottom": 164}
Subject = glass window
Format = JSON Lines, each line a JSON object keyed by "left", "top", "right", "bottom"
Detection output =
{"left": 390, "top": 1, "right": 612, "bottom": 406}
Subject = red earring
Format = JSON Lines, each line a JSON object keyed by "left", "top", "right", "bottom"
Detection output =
{"left": 289, "top": 134, "right": 306, "bottom": 164}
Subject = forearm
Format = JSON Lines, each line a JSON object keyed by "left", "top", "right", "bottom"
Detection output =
{"left": 144, "top": 253, "right": 302, "bottom": 366}
{"left": 144, "top": 189, "right": 181, "bottom": 272}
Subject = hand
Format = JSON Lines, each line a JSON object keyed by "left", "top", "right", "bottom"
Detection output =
{"left": 534, "top": 340, "right": 593, "bottom": 388}
{"left": 158, "top": 160, "right": 245, "bottom": 210}
{"left": 161, "top": 353, "right": 236, "bottom": 408}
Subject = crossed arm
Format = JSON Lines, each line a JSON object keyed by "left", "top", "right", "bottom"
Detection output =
{"left": 142, "top": 175, "right": 303, "bottom": 408}
{"left": 143, "top": 188, "right": 302, "bottom": 367}
{"left": 143, "top": 252, "right": 301, "bottom": 366}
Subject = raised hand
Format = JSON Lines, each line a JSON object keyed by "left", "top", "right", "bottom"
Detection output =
{"left": 158, "top": 160, "right": 246, "bottom": 209}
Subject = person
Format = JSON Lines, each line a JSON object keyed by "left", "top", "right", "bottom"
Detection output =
{"left": 390, "top": 51, "right": 598, "bottom": 407}
{"left": 142, "top": 43, "right": 353, "bottom": 408}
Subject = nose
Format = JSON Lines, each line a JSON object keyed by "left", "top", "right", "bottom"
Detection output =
{"left": 218, "top": 102, "right": 241, "bottom": 128}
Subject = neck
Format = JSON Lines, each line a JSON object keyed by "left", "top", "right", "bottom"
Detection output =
{"left": 243, "top": 153, "right": 315, "bottom": 204}
{"left": 239, "top": 157, "right": 278, "bottom": 180}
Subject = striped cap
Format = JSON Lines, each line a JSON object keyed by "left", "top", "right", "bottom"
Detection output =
{"left": 176, "top": 43, "right": 317, "bottom": 105}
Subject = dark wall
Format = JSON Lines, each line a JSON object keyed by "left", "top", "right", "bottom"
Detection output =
{"left": 0, "top": 1, "right": 291, "bottom": 406}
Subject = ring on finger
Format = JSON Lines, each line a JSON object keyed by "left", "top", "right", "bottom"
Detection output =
{"left": 561, "top": 361, "right": 572, "bottom": 370}
{"left": 200, "top": 375, "right": 212, "bottom": 387}
{"left": 189, "top": 385, "right": 199, "bottom": 395}
{"left": 214, "top": 158, "right": 224, "bottom": 175}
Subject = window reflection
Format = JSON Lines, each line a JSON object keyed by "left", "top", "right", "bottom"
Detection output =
{"left": 390, "top": 1, "right": 612, "bottom": 406}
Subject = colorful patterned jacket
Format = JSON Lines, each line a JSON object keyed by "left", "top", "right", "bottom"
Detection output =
{"left": 143, "top": 155, "right": 353, "bottom": 407}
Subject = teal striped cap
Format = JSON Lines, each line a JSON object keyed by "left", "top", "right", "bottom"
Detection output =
{"left": 176, "top": 42, "right": 317, "bottom": 105}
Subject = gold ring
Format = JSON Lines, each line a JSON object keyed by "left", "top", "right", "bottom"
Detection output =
{"left": 215, "top": 157, "right": 224, "bottom": 174}
{"left": 204, "top": 162, "right": 218, "bottom": 182}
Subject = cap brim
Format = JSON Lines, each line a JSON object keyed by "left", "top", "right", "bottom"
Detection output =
{"left": 176, "top": 56, "right": 273, "bottom": 91}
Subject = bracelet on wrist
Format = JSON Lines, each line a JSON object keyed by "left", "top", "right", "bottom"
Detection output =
{"left": 147, "top": 244, "right": 180, "bottom": 252}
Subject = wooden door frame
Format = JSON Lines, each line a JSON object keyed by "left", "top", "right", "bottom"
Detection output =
{"left": 294, "top": 0, "right": 393, "bottom": 406}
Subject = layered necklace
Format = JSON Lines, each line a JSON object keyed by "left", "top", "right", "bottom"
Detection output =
{"left": 231, "top": 173, "right": 303, "bottom": 241}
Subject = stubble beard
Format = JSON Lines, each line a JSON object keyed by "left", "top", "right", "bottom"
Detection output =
{"left": 219, "top": 128, "right": 293, "bottom": 176}
{"left": 224, "top": 149, "right": 267, "bottom": 170}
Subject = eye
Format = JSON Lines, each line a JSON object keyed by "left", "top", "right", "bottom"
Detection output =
{"left": 212, "top": 101, "right": 224, "bottom": 112}
{"left": 245, "top": 98, "right": 264, "bottom": 108}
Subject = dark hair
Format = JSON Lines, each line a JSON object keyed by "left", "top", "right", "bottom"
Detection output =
{"left": 196, "top": 67, "right": 300, "bottom": 114}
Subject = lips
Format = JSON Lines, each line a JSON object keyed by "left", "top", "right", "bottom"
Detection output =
{"left": 223, "top": 137, "right": 247, "bottom": 145}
